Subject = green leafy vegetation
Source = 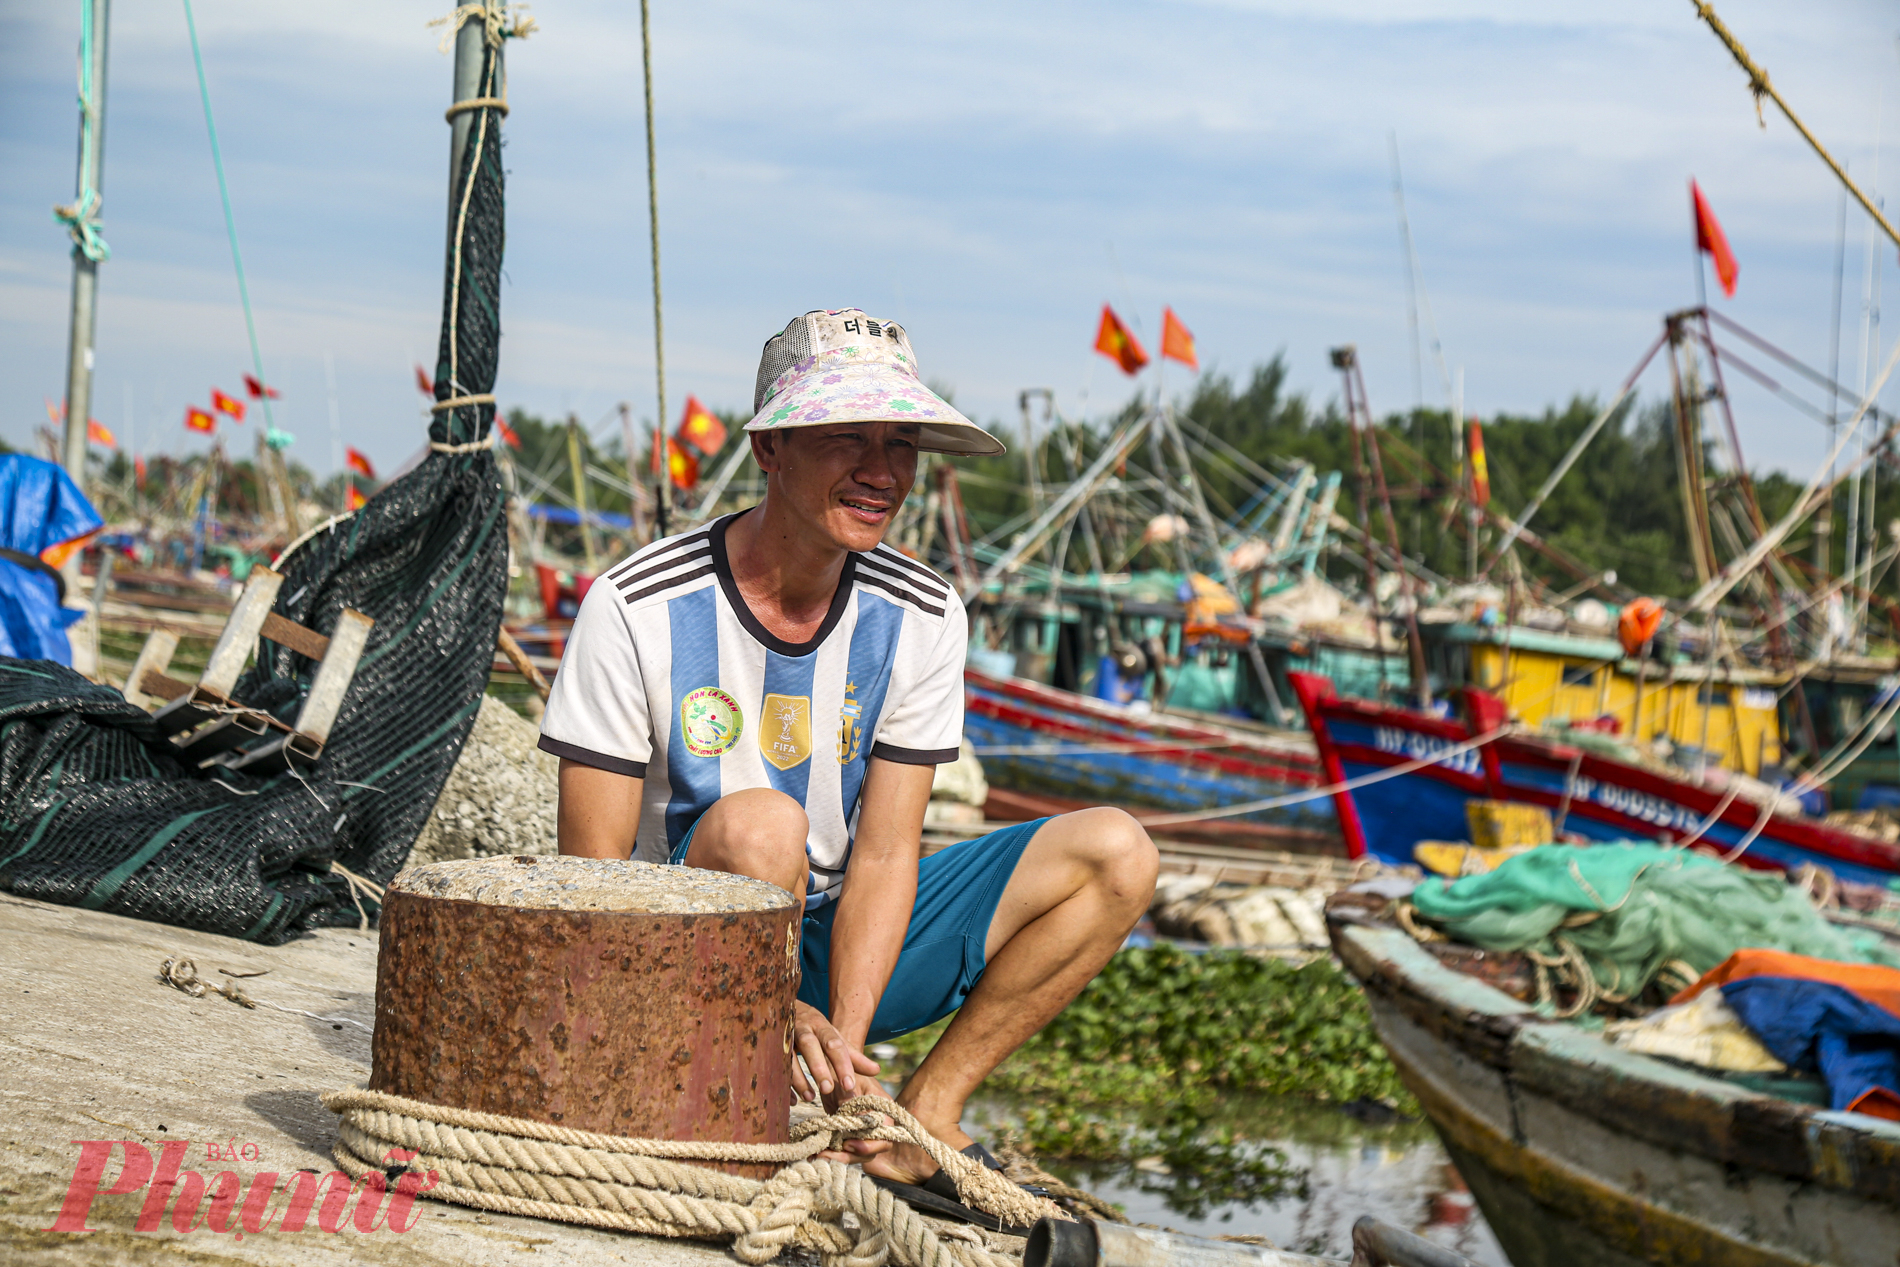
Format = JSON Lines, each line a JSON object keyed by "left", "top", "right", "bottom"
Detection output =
{"left": 891, "top": 945, "right": 1413, "bottom": 1173}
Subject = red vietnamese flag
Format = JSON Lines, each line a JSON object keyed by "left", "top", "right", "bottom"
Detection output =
{"left": 666, "top": 438, "right": 699, "bottom": 490}
{"left": 345, "top": 447, "right": 376, "bottom": 479}
{"left": 1160, "top": 307, "right": 1198, "bottom": 371}
{"left": 1093, "top": 305, "right": 1149, "bottom": 375}
{"left": 243, "top": 373, "right": 281, "bottom": 400}
{"left": 87, "top": 419, "right": 116, "bottom": 448}
{"left": 1467, "top": 417, "right": 1490, "bottom": 508}
{"left": 346, "top": 483, "right": 367, "bottom": 511}
{"left": 415, "top": 364, "right": 435, "bottom": 397}
{"left": 676, "top": 395, "right": 728, "bottom": 455}
{"left": 1691, "top": 179, "right": 1739, "bottom": 299}
{"left": 494, "top": 415, "right": 520, "bottom": 449}
{"left": 211, "top": 388, "right": 246, "bottom": 421}
{"left": 185, "top": 406, "right": 217, "bottom": 434}
{"left": 135, "top": 455, "right": 148, "bottom": 486}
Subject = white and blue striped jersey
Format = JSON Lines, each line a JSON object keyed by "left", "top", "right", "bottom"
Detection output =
{"left": 537, "top": 511, "right": 967, "bottom": 906}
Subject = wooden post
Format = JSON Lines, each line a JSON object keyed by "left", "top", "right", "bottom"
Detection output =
{"left": 372, "top": 855, "right": 799, "bottom": 1176}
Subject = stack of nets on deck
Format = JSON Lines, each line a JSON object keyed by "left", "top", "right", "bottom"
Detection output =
{"left": 0, "top": 25, "right": 514, "bottom": 944}
{"left": 1406, "top": 843, "right": 1900, "bottom": 1016}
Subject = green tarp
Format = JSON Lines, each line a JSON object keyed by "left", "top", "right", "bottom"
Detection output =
{"left": 1412, "top": 843, "right": 1900, "bottom": 1004}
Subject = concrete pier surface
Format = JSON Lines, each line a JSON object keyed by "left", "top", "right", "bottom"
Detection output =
{"left": 0, "top": 892, "right": 734, "bottom": 1267}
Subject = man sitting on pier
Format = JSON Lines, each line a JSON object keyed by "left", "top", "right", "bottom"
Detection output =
{"left": 541, "top": 308, "right": 1158, "bottom": 1196}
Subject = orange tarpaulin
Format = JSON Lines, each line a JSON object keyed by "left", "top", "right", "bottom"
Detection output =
{"left": 1093, "top": 305, "right": 1148, "bottom": 375}
{"left": 1672, "top": 949, "right": 1900, "bottom": 1022}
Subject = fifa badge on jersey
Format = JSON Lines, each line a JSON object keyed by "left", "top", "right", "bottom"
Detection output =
{"left": 680, "top": 686, "right": 743, "bottom": 758}
{"left": 761, "top": 694, "right": 812, "bottom": 770}
{"left": 837, "top": 681, "right": 864, "bottom": 764}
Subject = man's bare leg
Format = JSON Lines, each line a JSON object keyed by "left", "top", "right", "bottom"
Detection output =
{"left": 858, "top": 807, "right": 1158, "bottom": 1182}
{"left": 683, "top": 787, "right": 810, "bottom": 899}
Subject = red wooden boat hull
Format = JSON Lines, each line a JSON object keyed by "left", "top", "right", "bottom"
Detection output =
{"left": 1290, "top": 671, "right": 1900, "bottom": 883}
{"left": 964, "top": 669, "right": 1337, "bottom": 845}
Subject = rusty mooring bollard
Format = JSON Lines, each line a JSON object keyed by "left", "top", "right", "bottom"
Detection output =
{"left": 371, "top": 855, "right": 799, "bottom": 1176}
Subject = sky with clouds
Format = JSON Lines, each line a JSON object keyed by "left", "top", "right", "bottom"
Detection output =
{"left": 4, "top": 1, "right": 1899, "bottom": 482}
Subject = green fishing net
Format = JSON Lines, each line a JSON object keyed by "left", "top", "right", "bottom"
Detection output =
{"left": 1412, "top": 843, "right": 1900, "bottom": 1003}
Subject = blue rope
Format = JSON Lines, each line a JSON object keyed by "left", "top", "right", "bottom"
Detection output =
{"left": 181, "top": 0, "right": 275, "bottom": 433}
{"left": 54, "top": 0, "right": 111, "bottom": 262}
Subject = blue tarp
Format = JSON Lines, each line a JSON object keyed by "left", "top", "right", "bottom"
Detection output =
{"left": 525, "top": 502, "right": 633, "bottom": 530}
{"left": 0, "top": 455, "right": 102, "bottom": 665}
{"left": 1724, "top": 976, "right": 1900, "bottom": 1119}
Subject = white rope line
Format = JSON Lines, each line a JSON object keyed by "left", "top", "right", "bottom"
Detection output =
{"left": 446, "top": 96, "right": 508, "bottom": 121}
{"left": 431, "top": 392, "right": 496, "bottom": 413}
{"left": 1139, "top": 726, "right": 1509, "bottom": 825}
{"left": 971, "top": 736, "right": 1251, "bottom": 757}
{"left": 324, "top": 1089, "right": 1054, "bottom": 1267}
{"left": 431, "top": 434, "right": 496, "bottom": 453}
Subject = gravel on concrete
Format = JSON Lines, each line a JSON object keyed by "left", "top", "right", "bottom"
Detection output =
{"left": 409, "top": 695, "right": 559, "bottom": 867}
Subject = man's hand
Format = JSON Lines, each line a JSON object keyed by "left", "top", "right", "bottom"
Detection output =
{"left": 792, "top": 999, "right": 881, "bottom": 1106}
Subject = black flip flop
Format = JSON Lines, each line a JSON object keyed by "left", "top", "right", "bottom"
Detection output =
{"left": 868, "top": 1143, "right": 1046, "bottom": 1236}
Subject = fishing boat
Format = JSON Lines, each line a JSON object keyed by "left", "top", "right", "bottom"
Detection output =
{"left": 1290, "top": 671, "right": 1900, "bottom": 883}
{"left": 963, "top": 666, "right": 1337, "bottom": 849}
{"left": 1326, "top": 901, "right": 1900, "bottom": 1267}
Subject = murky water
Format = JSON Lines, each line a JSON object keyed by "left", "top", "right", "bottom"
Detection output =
{"left": 964, "top": 1094, "right": 1509, "bottom": 1266}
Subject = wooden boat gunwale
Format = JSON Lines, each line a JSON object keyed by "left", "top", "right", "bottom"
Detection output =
{"left": 1330, "top": 913, "right": 1900, "bottom": 1265}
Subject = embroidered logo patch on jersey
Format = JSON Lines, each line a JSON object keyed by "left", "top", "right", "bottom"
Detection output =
{"left": 680, "top": 687, "right": 743, "bottom": 757}
{"left": 761, "top": 693, "right": 812, "bottom": 770}
{"left": 837, "top": 680, "right": 864, "bottom": 764}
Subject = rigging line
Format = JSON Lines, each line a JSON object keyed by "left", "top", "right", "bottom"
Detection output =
{"left": 1138, "top": 726, "right": 1509, "bottom": 826}
{"left": 55, "top": 0, "right": 110, "bottom": 261}
{"left": 1712, "top": 341, "right": 1892, "bottom": 433}
{"left": 1690, "top": 334, "right": 1900, "bottom": 613}
{"left": 1707, "top": 311, "right": 1899, "bottom": 423}
{"left": 181, "top": 0, "right": 273, "bottom": 432}
{"left": 1690, "top": 0, "right": 1900, "bottom": 254}
{"left": 1482, "top": 328, "right": 1667, "bottom": 575}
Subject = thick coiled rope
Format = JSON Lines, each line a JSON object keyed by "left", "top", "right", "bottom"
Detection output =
{"left": 324, "top": 1089, "right": 1064, "bottom": 1267}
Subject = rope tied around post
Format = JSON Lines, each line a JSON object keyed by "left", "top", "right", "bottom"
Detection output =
{"left": 324, "top": 1088, "right": 1063, "bottom": 1267}
{"left": 430, "top": 2, "right": 538, "bottom": 54}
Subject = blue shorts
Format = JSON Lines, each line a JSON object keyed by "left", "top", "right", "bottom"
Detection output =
{"left": 671, "top": 817, "right": 1048, "bottom": 1043}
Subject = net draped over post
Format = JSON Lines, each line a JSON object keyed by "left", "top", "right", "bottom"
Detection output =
{"left": 0, "top": 23, "right": 513, "bottom": 943}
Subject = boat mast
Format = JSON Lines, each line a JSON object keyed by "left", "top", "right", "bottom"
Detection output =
{"left": 57, "top": 0, "right": 111, "bottom": 506}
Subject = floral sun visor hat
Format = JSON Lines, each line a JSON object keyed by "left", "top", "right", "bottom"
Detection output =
{"left": 744, "top": 309, "right": 1005, "bottom": 457}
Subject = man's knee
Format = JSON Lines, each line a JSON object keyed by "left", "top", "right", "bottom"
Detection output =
{"left": 1063, "top": 807, "right": 1159, "bottom": 906}
{"left": 689, "top": 788, "right": 809, "bottom": 876}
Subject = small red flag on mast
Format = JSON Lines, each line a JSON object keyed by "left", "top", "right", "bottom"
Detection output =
{"left": 1159, "top": 308, "right": 1198, "bottom": 371}
{"left": 345, "top": 447, "right": 376, "bottom": 479}
{"left": 1467, "top": 418, "right": 1490, "bottom": 508}
{"left": 211, "top": 388, "right": 246, "bottom": 421}
{"left": 676, "top": 396, "right": 728, "bottom": 455}
{"left": 1691, "top": 179, "right": 1739, "bottom": 299}
{"left": 1093, "top": 305, "right": 1149, "bottom": 375}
